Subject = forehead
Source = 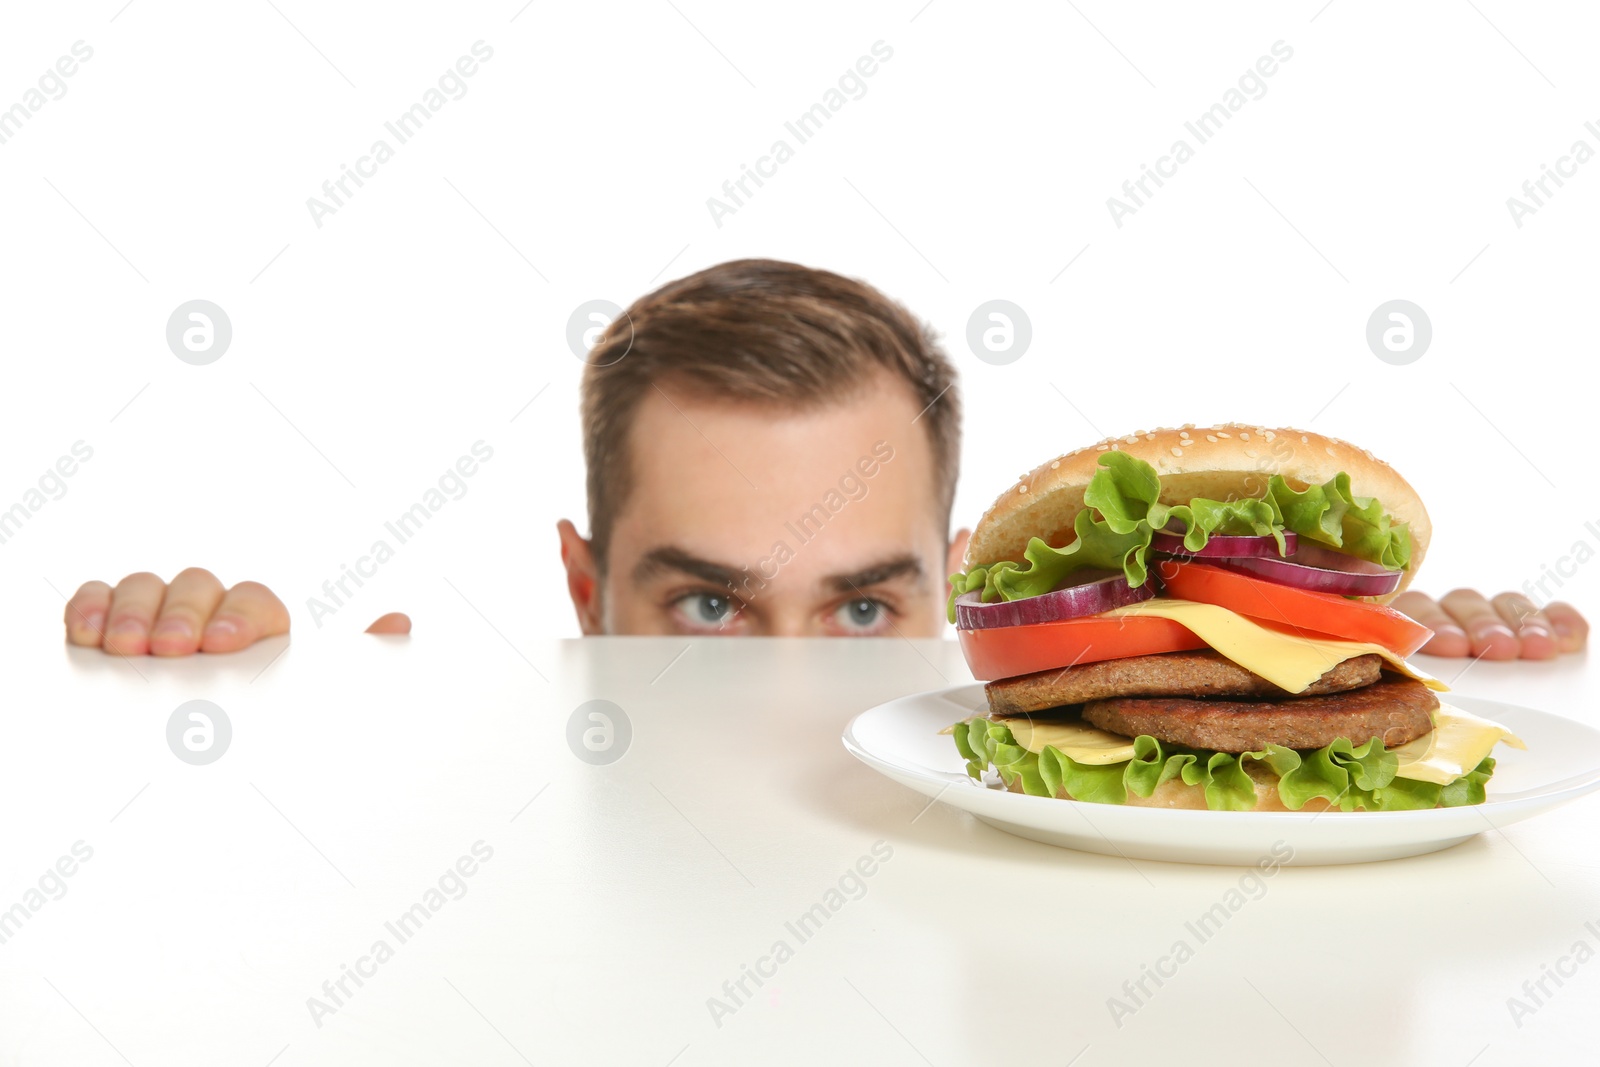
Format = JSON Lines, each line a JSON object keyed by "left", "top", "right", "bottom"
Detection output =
{"left": 608, "top": 374, "right": 943, "bottom": 578}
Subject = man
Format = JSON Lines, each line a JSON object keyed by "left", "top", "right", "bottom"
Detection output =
{"left": 61, "top": 259, "right": 1586, "bottom": 655}
{"left": 555, "top": 259, "right": 961, "bottom": 636}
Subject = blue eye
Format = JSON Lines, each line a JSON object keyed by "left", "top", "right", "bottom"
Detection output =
{"left": 675, "top": 593, "right": 738, "bottom": 626}
{"left": 836, "top": 598, "right": 885, "bottom": 630}
{"left": 695, "top": 595, "right": 733, "bottom": 623}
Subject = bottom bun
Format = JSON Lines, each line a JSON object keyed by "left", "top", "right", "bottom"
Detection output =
{"left": 1005, "top": 761, "right": 1337, "bottom": 812}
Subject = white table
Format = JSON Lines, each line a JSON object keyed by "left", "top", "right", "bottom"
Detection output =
{"left": 3, "top": 629, "right": 1597, "bottom": 1066}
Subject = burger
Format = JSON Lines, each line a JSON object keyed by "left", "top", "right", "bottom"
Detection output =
{"left": 947, "top": 424, "right": 1523, "bottom": 812}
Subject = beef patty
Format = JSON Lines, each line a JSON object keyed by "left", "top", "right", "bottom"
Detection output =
{"left": 986, "top": 650, "right": 1384, "bottom": 718}
{"left": 1080, "top": 673, "right": 1438, "bottom": 753}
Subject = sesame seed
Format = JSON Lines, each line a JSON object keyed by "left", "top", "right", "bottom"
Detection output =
{"left": 1018, "top": 485, "right": 1028, "bottom": 494}
{"left": 1325, "top": 447, "right": 1336, "bottom": 456}
{"left": 1052, "top": 460, "right": 1062, "bottom": 467}
{"left": 1239, "top": 432, "right": 1251, "bottom": 441}
{"left": 1216, "top": 432, "right": 1231, "bottom": 439}
{"left": 1205, "top": 435, "right": 1218, "bottom": 443}
{"left": 1171, "top": 447, "right": 1183, "bottom": 457}
{"left": 1095, "top": 445, "right": 1108, "bottom": 452}
{"left": 1263, "top": 430, "right": 1276, "bottom": 441}
{"left": 1245, "top": 449, "right": 1259, "bottom": 459}
{"left": 1301, "top": 435, "right": 1309, "bottom": 444}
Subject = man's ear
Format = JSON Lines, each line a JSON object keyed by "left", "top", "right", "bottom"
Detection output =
{"left": 556, "top": 520, "right": 605, "bottom": 635}
{"left": 946, "top": 527, "right": 971, "bottom": 582}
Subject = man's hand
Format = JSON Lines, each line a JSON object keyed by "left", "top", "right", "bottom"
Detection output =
{"left": 65, "top": 569, "right": 291, "bottom": 655}
{"left": 1393, "top": 589, "right": 1588, "bottom": 660}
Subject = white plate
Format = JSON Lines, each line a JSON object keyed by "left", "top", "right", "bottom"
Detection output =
{"left": 843, "top": 684, "right": 1600, "bottom": 866}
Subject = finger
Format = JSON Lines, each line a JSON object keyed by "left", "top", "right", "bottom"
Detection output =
{"left": 150, "top": 567, "right": 226, "bottom": 657}
{"left": 1391, "top": 591, "right": 1471, "bottom": 657}
{"left": 366, "top": 612, "right": 412, "bottom": 635}
{"left": 102, "top": 572, "right": 168, "bottom": 656}
{"left": 1544, "top": 601, "right": 1590, "bottom": 654}
{"left": 1491, "top": 593, "right": 1558, "bottom": 660}
{"left": 64, "top": 581, "right": 113, "bottom": 647}
{"left": 1439, "top": 588, "right": 1520, "bottom": 660}
{"left": 200, "top": 581, "right": 290, "bottom": 653}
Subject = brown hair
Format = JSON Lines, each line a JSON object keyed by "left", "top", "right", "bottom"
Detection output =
{"left": 581, "top": 258, "right": 961, "bottom": 570}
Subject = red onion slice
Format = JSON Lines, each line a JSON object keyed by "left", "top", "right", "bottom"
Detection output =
{"left": 1276, "top": 541, "right": 1405, "bottom": 576}
{"left": 955, "top": 572, "right": 1157, "bottom": 630}
{"left": 1210, "top": 544, "right": 1403, "bottom": 596}
{"left": 1150, "top": 530, "right": 1297, "bottom": 559}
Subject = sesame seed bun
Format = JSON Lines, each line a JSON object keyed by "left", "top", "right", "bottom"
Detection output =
{"left": 965, "top": 423, "right": 1430, "bottom": 601}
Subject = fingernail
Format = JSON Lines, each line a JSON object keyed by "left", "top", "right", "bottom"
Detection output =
{"left": 79, "top": 610, "right": 105, "bottom": 635}
{"left": 109, "top": 617, "right": 145, "bottom": 637}
{"left": 204, "top": 618, "right": 239, "bottom": 641}
{"left": 151, "top": 618, "right": 194, "bottom": 641}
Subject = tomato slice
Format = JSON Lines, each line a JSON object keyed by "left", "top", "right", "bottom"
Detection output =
{"left": 1156, "top": 560, "right": 1432, "bottom": 657}
{"left": 958, "top": 614, "right": 1206, "bottom": 681}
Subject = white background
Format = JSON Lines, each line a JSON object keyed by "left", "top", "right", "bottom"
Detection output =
{"left": 4, "top": 7, "right": 1600, "bottom": 1066}
{"left": 2, "top": 0, "right": 1597, "bottom": 643}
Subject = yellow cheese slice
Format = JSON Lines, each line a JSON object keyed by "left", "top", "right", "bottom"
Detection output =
{"left": 1002, "top": 702, "right": 1521, "bottom": 785}
{"left": 1004, "top": 703, "right": 1521, "bottom": 785}
{"left": 1007, "top": 718, "right": 1137, "bottom": 764}
{"left": 1391, "top": 701, "right": 1525, "bottom": 784}
{"left": 1102, "top": 598, "right": 1446, "bottom": 695}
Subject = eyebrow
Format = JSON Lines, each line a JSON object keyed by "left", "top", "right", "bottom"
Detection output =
{"left": 631, "top": 546, "right": 926, "bottom": 594}
{"left": 825, "top": 554, "right": 925, "bottom": 594}
{"left": 633, "top": 546, "right": 741, "bottom": 588}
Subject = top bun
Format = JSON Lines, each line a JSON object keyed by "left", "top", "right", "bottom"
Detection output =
{"left": 965, "top": 423, "right": 1430, "bottom": 601}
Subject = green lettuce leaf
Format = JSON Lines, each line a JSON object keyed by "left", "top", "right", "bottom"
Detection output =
{"left": 951, "top": 719, "right": 1495, "bottom": 813}
{"left": 948, "top": 451, "right": 1411, "bottom": 619}
{"left": 1040, "top": 746, "right": 1130, "bottom": 805}
{"left": 1087, "top": 451, "right": 1286, "bottom": 553}
{"left": 1440, "top": 758, "right": 1496, "bottom": 806}
{"left": 1265, "top": 472, "right": 1411, "bottom": 570}
{"left": 948, "top": 509, "right": 1148, "bottom": 616}
{"left": 1122, "top": 734, "right": 1196, "bottom": 798}
{"left": 1273, "top": 736, "right": 1397, "bottom": 811}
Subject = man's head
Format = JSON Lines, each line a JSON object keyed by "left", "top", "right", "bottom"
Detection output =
{"left": 556, "top": 259, "right": 966, "bottom": 636}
